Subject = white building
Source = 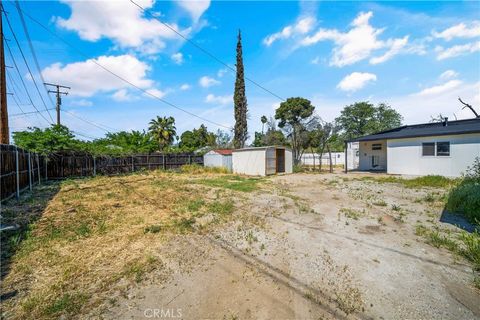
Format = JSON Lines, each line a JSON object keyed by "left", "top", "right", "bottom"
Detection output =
{"left": 346, "top": 118, "right": 480, "bottom": 177}
{"left": 203, "top": 149, "right": 233, "bottom": 171}
{"left": 232, "top": 146, "right": 293, "bottom": 176}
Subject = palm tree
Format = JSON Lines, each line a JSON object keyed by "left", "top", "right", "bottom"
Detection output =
{"left": 148, "top": 116, "right": 177, "bottom": 151}
{"left": 261, "top": 115, "right": 268, "bottom": 134}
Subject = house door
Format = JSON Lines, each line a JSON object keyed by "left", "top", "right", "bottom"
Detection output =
{"left": 276, "top": 149, "right": 285, "bottom": 173}
{"left": 371, "top": 155, "right": 379, "bottom": 169}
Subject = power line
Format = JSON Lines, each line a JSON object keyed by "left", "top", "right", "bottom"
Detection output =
{"left": 61, "top": 109, "right": 119, "bottom": 133}
{"left": 2, "top": 4, "right": 54, "bottom": 123}
{"left": 130, "top": 0, "right": 286, "bottom": 102}
{"left": 10, "top": 107, "right": 56, "bottom": 118}
{"left": 18, "top": 6, "right": 233, "bottom": 130}
{"left": 4, "top": 39, "right": 51, "bottom": 124}
{"left": 13, "top": 0, "right": 57, "bottom": 110}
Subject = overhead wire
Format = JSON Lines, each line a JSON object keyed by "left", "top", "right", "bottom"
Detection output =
{"left": 61, "top": 109, "right": 119, "bottom": 133}
{"left": 18, "top": 7, "right": 234, "bottom": 130}
{"left": 130, "top": 0, "right": 286, "bottom": 102}
{"left": 2, "top": 3, "right": 54, "bottom": 123}
{"left": 4, "top": 39, "right": 51, "bottom": 124}
{"left": 13, "top": 0, "right": 57, "bottom": 109}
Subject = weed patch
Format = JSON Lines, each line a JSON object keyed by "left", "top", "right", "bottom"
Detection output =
{"left": 195, "top": 175, "right": 262, "bottom": 192}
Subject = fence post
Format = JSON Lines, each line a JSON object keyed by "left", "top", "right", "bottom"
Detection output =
{"left": 93, "top": 156, "right": 96, "bottom": 176}
{"left": 44, "top": 157, "right": 48, "bottom": 180}
{"left": 189, "top": 154, "right": 192, "bottom": 165}
{"left": 162, "top": 154, "right": 166, "bottom": 170}
{"left": 15, "top": 147, "right": 20, "bottom": 200}
{"left": 28, "top": 152, "right": 32, "bottom": 191}
{"left": 131, "top": 155, "right": 134, "bottom": 172}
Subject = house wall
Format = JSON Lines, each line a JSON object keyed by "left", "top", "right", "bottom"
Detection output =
{"left": 346, "top": 142, "right": 360, "bottom": 170}
{"left": 204, "top": 152, "right": 233, "bottom": 171}
{"left": 232, "top": 149, "right": 266, "bottom": 176}
{"left": 387, "top": 133, "right": 480, "bottom": 177}
{"left": 358, "top": 140, "right": 387, "bottom": 171}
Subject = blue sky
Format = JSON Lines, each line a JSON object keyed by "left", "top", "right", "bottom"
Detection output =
{"left": 5, "top": 0, "right": 480, "bottom": 141}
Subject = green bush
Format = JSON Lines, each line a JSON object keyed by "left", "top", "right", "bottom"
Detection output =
{"left": 446, "top": 157, "right": 480, "bottom": 225}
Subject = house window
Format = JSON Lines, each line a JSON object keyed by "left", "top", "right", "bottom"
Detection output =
{"left": 436, "top": 142, "right": 450, "bottom": 156}
{"left": 422, "top": 143, "right": 435, "bottom": 156}
{"left": 372, "top": 143, "right": 382, "bottom": 150}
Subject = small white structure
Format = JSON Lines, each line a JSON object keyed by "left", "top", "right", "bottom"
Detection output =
{"left": 300, "top": 152, "right": 347, "bottom": 166}
{"left": 232, "top": 146, "right": 293, "bottom": 176}
{"left": 346, "top": 118, "right": 480, "bottom": 177}
{"left": 203, "top": 149, "right": 233, "bottom": 171}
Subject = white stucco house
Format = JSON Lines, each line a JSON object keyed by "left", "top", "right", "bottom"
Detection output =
{"left": 345, "top": 118, "right": 480, "bottom": 177}
{"left": 203, "top": 149, "right": 233, "bottom": 171}
{"left": 232, "top": 146, "right": 293, "bottom": 176}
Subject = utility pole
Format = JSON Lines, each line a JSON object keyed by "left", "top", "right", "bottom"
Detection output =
{"left": 45, "top": 82, "right": 70, "bottom": 126}
{"left": 0, "top": 2, "right": 9, "bottom": 144}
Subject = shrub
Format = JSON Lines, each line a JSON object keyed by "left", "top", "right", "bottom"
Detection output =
{"left": 446, "top": 157, "right": 480, "bottom": 225}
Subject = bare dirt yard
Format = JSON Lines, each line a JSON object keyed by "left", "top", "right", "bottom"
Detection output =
{"left": 1, "top": 169, "right": 479, "bottom": 319}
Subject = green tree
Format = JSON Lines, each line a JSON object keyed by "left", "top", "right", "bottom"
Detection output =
{"left": 87, "top": 130, "right": 156, "bottom": 155}
{"left": 148, "top": 116, "right": 177, "bottom": 151}
{"left": 309, "top": 119, "right": 340, "bottom": 172}
{"left": 275, "top": 97, "right": 315, "bottom": 163}
{"left": 179, "top": 124, "right": 216, "bottom": 151}
{"left": 233, "top": 30, "right": 248, "bottom": 149}
{"left": 12, "top": 125, "right": 82, "bottom": 155}
{"left": 261, "top": 115, "right": 267, "bottom": 134}
{"left": 215, "top": 129, "right": 232, "bottom": 148}
{"left": 335, "top": 102, "right": 402, "bottom": 140}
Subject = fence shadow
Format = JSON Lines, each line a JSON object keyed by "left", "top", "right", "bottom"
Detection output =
{"left": 0, "top": 181, "right": 61, "bottom": 302}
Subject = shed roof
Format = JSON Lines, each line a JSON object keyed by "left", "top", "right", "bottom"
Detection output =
{"left": 349, "top": 118, "right": 480, "bottom": 142}
{"left": 212, "top": 149, "right": 233, "bottom": 155}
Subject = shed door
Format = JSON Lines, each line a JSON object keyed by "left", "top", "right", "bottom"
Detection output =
{"left": 276, "top": 149, "right": 285, "bottom": 173}
{"left": 265, "top": 148, "right": 276, "bottom": 175}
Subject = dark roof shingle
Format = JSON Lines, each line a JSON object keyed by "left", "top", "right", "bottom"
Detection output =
{"left": 349, "top": 118, "right": 480, "bottom": 142}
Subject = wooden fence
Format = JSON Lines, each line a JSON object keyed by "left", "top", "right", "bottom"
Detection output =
{"left": 1, "top": 145, "right": 203, "bottom": 201}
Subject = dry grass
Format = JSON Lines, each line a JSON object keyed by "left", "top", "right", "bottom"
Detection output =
{"left": 1, "top": 170, "right": 242, "bottom": 319}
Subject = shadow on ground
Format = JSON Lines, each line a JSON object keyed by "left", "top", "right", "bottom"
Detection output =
{"left": 0, "top": 181, "right": 60, "bottom": 302}
{"left": 440, "top": 209, "right": 478, "bottom": 233}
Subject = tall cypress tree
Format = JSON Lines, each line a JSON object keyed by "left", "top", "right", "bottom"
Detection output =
{"left": 233, "top": 30, "right": 248, "bottom": 149}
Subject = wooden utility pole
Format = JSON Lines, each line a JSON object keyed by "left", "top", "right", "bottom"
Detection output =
{"left": 45, "top": 82, "right": 70, "bottom": 125}
{"left": 0, "top": 2, "right": 9, "bottom": 144}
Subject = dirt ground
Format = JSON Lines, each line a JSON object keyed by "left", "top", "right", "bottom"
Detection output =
{"left": 105, "top": 172, "right": 480, "bottom": 320}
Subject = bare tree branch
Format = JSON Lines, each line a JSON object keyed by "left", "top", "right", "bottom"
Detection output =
{"left": 458, "top": 97, "right": 480, "bottom": 118}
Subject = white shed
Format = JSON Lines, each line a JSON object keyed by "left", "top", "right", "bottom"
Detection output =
{"left": 232, "top": 146, "right": 293, "bottom": 176}
{"left": 203, "top": 149, "right": 233, "bottom": 171}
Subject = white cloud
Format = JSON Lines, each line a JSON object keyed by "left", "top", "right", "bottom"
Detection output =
{"left": 415, "top": 79, "right": 462, "bottom": 96}
{"left": 144, "top": 88, "right": 167, "bottom": 99}
{"left": 439, "top": 70, "right": 459, "bottom": 80}
{"left": 112, "top": 89, "right": 134, "bottom": 102}
{"left": 435, "top": 41, "right": 480, "bottom": 60}
{"left": 180, "top": 83, "right": 191, "bottom": 90}
{"left": 56, "top": 0, "right": 192, "bottom": 54}
{"left": 311, "top": 56, "right": 320, "bottom": 64}
{"left": 432, "top": 21, "right": 480, "bottom": 41}
{"left": 217, "top": 68, "right": 228, "bottom": 78}
{"left": 42, "top": 54, "right": 155, "bottom": 97}
{"left": 263, "top": 16, "right": 316, "bottom": 46}
{"left": 171, "top": 52, "right": 184, "bottom": 65}
{"left": 69, "top": 99, "right": 93, "bottom": 107}
{"left": 369, "top": 36, "right": 408, "bottom": 64}
{"left": 199, "top": 76, "right": 220, "bottom": 88}
{"left": 337, "top": 72, "right": 377, "bottom": 92}
{"left": 300, "top": 11, "right": 415, "bottom": 66}
{"left": 205, "top": 94, "right": 232, "bottom": 105}
{"left": 175, "top": 0, "right": 210, "bottom": 22}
